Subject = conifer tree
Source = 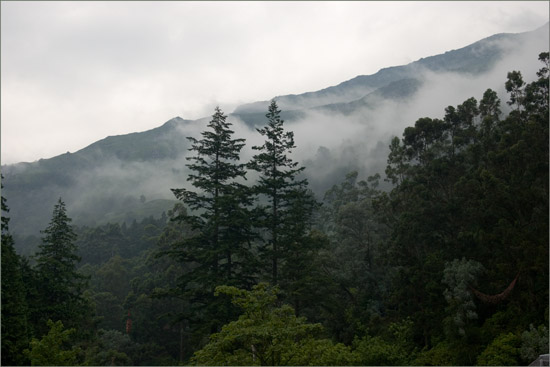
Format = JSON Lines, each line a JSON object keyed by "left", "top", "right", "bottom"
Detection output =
{"left": 169, "top": 106, "right": 256, "bottom": 335}
{"left": 1, "top": 176, "right": 30, "bottom": 365}
{"left": 34, "top": 198, "right": 88, "bottom": 336}
{"left": 248, "top": 100, "right": 318, "bottom": 286}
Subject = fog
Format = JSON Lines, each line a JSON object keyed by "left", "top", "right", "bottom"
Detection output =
{"left": 280, "top": 32, "right": 547, "bottom": 192}
{"left": 4, "top": 2, "right": 547, "bottom": 165}
{"left": 3, "top": 26, "right": 548, "bottom": 246}
{"left": 62, "top": 30, "right": 550, "bottom": 215}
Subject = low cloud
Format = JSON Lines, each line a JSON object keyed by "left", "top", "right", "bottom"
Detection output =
{"left": 2, "top": 2, "right": 548, "bottom": 165}
{"left": 3, "top": 23, "right": 548, "bottom": 240}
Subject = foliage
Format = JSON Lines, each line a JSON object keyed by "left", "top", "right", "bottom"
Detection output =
{"left": 378, "top": 52, "right": 549, "bottom": 353}
{"left": 82, "top": 329, "right": 173, "bottom": 366}
{"left": 161, "top": 106, "right": 257, "bottom": 352}
{"left": 520, "top": 324, "right": 549, "bottom": 363}
{"left": 1, "top": 51, "right": 548, "bottom": 366}
{"left": 1, "top": 234, "right": 30, "bottom": 365}
{"left": 76, "top": 213, "right": 168, "bottom": 265}
{"left": 319, "top": 170, "right": 388, "bottom": 342}
{"left": 413, "top": 342, "right": 457, "bottom": 366}
{"left": 24, "top": 319, "right": 80, "bottom": 366}
{"left": 248, "top": 100, "right": 318, "bottom": 285}
{"left": 33, "top": 198, "right": 91, "bottom": 336}
{"left": 191, "top": 283, "right": 355, "bottom": 366}
{"left": 476, "top": 332, "right": 521, "bottom": 366}
{"left": 442, "top": 258, "right": 485, "bottom": 336}
{"left": 169, "top": 106, "right": 255, "bottom": 285}
{"left": 352, "top": 318, "right": 417, "bottom": 366}
{"left": 247, "top": 100, "right": 326, "bottom": 324}
{"left": 1, "top": 177, "right": 30, "bottom": 365}
{"left": 353, "top": 335, "right": 404, "bottom": 366}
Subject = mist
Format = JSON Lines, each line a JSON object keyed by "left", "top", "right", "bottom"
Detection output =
{"left": 52, "top": 31, "right": 550, "bottom": 213}
{"left": 270, "top": 31, "right": 548, "bottom": 193}
{"left": 2, "top": 24, "right": 547, "bottom": 250}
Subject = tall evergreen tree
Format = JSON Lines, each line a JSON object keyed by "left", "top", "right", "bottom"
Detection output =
{"left": 168, "top": 106, "right": 256, "bottom": 337}
{"left": 1, "top": 176, "right": 30, "bottom": 365}
{"left": 33, "top": 198, "right": 89, "bottom": 336}
{"left": 248, "top": 100, "right": 317, "bottom": 285}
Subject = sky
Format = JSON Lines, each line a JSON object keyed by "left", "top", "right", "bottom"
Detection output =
{"left": 1, "top": 1, "right": 548, "bottom": 165}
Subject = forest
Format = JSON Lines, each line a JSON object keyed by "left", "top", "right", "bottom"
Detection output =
{"left": 1, "top": 52, "right": 548, "bottom": 366}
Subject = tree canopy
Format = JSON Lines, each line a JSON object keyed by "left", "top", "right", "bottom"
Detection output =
{"left": 1, "top": 52, "right": 548, "bottom": 366}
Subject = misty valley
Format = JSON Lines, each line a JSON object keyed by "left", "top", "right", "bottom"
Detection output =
{"left": 1, "top": 26, "right": 549, "bottom": 366}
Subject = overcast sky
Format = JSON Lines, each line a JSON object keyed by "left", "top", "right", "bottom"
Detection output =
{"left": 1, "top": 1, "right": 548, "bottom": 165}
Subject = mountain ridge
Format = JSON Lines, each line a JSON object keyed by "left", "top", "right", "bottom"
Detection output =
{"left": 2, "top": 23, "right": 548, "bottom": 250}
{"left": 4, "top": 23, "right": 548, "bottom": 167}
{"left": 233, "top": 23, "right": 548, "bottom": 115}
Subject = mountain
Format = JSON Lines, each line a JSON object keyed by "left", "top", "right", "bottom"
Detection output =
{"left": 2, "top": 23, "right": 548, "bottom": 254}
{"left": 234, "top": 23, "right": 548, "bottom": 115}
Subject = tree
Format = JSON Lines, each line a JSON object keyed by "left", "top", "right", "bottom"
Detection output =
{"left": 319, "top": 172, "right": 390, "bottom": 343}
{"left": 520, "top": 324, "right": 549, "bottom": 363}
{"left": 385, "top": 136, "right": 410, "bottom": 185}
{"left": 476, "top": 332, "right": 521, "bottom": 366}
{"left": 375, "top": 53, "right": 548, "bottom": 361}
{"left": 442, "top": 258, "right": 485, "bottom": 337}
{"left": 352, "top": 319, "right": 416, "bottom": 366}
{"left": 479, "top": 88, "right": 501, "bottom": 121}
{"left": 24, "top": 320, "right": 80, "bottom": 366}
{"left": 191, "top": 283, "right": 355, "bottom": 366}
{"left": 76, "top": 223, "right": 126, "bottom": 265}
{"left": 248, "top": 100, "right": 318, "bottom": 285}
{"left": 167, "top": 106, "right": 256, "bottom": 338}
{"left": 1, "top": 176, "right": 30, "bottom": 365}
{"left": 247, "top": 100, "right": 324, "bottom": 322}
{"left": 505, "top": 70, "right": 526, "bottom": 113}
{"left": 33, "top": 198, "right": 90, "bottom": 336}
{"left": 477, "top": 88, "right": 502, "bottom": 161}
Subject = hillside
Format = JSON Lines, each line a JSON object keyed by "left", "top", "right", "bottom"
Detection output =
{"left": 1, "top": 23, "right": 548, "bottom": 250}
{"left": 233, "top": 24, "right": 548, "bottom": 115}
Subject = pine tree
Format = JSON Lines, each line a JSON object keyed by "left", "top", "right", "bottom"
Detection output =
{"left": 168, "top": 106, "right": 256, "bottom": 336}
{"left": 1, "top": 175, "right": 30, "bottom": 365}
{"left": 34, "top": 198, "right": 89, "bottom": 336}
{"left": 248, "top": 100, "right": 318, "bottom": 287}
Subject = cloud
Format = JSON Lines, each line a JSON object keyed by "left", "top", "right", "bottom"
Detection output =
{"left": 3, "top": 26, "right": 548, "bottom": 239}
{"left": 1, "top": 1, "right": 548, "bottom": 164}
{"left": 268, "top": 29, "right": 548, "bottom": 193}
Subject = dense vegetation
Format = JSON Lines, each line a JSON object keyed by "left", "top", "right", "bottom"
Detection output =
{"left": 1, "top": 53, "right": 548, "bottom": 366}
